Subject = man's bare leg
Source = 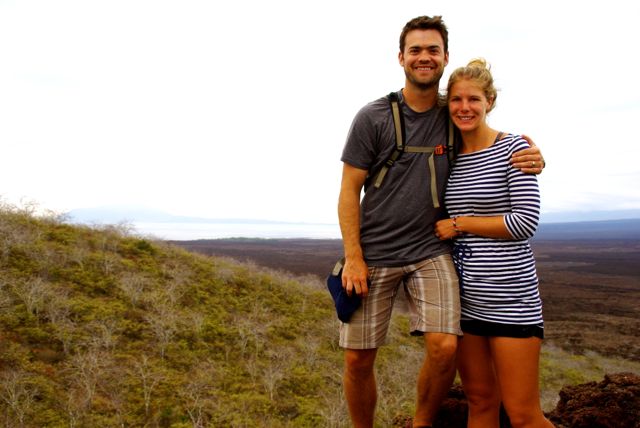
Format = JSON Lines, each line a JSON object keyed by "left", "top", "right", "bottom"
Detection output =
{"left": 344, "top": 348, "right": 378, "bottom": 428}
{"left": 413, "top": 333, "right": 458, "bottom": 427}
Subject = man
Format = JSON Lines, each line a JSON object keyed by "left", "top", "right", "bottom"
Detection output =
{"left": 337, "top": 16, "right": 544, "bottom": 428}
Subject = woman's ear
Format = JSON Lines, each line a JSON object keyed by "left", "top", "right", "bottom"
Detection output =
{"left": 487, "top": 96, "right": 495, "bottom": 112}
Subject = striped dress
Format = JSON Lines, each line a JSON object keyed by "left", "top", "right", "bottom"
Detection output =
{"left": 444, "top": 134, "right": 543, "bottom": 326}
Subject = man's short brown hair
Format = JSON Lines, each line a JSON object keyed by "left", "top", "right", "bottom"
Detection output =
{"left": 399, "top": 16, "right": 449, "bottom": 54}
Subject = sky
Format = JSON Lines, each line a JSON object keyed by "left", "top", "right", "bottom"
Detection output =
{"left": 1, "top": 0, "right": 639, "bottom": 225}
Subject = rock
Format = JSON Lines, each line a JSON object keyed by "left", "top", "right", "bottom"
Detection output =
{"left": 546, "top": 372, "right": 640, "bottom": 428}
{"left": 432, "top": 384, "right": 469, "bottom": 428}
{"left": 393, "top": 373, "right": 640, "bottom": 428}
{"left": 392, "top": 384, "right": 511, "bottom": 428}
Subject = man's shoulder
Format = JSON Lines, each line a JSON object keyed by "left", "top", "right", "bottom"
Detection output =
{"left": 359, "top": 92, "right": 396, "bottom": 112}
{"left": 357, "top": 89, "right": 448, "bottom": 119}
{"left": 350, "top": 92, "right": 398, "bottom": 125}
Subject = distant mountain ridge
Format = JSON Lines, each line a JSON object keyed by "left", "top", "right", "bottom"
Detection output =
{"left": 67, "top": 206, "right": 322, "bottom": 225}
{"left": 67, "top": 207, "right": 304, "bottom": 224}
{"left": 67, "top": 206, "right": 640, "bottom": 240}
{"left": 540, "top": 209, "right": 640, "bottom": 223}
{"left": 69, "top": 206, "right": 640, "bottom": 225}
{"left": 536, "top": 218, "right": 640, "bottom": 240}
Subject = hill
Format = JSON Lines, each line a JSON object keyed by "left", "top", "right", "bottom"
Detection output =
{"left": 171, "top": 236, "right": 640, "bottom": 413}
{"left": 172, "top": 237, "right": 640, "bottom": 363}
{"left": 0, "top": 203, "right": 434, "bottom": 426}
{"left": 1, "top": 204, "right": 638, "bottom": 426}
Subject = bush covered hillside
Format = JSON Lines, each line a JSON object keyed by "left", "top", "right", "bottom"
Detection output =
{"left": 0, "top": 204, "right": 431, "bottom": 427}
{"left": 1, "top": 204, "right": 638, "bottom": 427}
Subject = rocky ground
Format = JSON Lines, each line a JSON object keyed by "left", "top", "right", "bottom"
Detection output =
{"left": 393, "top": 372, "right": 640, "bottom": 428}
{"left": 172, "top": 238, "right": 640, "bottom": 426}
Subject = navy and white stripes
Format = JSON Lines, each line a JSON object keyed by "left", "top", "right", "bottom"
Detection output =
{"left": 445, "top": 134, "right": 543, "bottom": 326}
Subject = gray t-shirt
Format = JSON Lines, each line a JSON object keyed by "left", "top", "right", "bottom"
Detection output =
{"left": 341, "top": 90, "right": 452, "bottom": 266}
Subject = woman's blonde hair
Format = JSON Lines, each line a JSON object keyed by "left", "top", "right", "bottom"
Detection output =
{"left": 446, "top": 58, "right": 498, "bottom": 112}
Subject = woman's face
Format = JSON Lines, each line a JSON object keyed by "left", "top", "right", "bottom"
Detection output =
{"left": 448, "top": 78, "right": 493, "bottom": 132}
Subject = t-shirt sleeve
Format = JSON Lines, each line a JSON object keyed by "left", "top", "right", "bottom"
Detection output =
{"left": 340, "top": 105, "right": 380, "bottom": 171}
{"left": 504, "top": 136, "right": 541, "bottom": 239}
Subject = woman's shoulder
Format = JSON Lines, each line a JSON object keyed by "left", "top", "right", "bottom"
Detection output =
{"left": 496, "top": 133, "right": 529, "bottom": 153}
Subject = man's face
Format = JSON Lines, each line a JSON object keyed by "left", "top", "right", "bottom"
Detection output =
{"left": 399, "top": 29, "right": 449, "bottom": 90}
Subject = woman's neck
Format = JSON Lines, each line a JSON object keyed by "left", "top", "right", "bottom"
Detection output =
{"left": 460, "top": 125, "right": 499, "bottom": 154}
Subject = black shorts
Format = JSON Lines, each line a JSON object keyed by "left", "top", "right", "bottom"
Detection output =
{"left": 461, "top": 319, "right": 544, "bottom": 339}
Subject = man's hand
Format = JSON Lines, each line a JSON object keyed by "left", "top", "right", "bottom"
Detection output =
{"left": 510, "top": 135, "right": 546, "bottom": 175}
{"left": 338, "top": 163, "right": 370, "bottom": 297}
{"left": 342, "top": 257, "right": 370, "bottom": 297}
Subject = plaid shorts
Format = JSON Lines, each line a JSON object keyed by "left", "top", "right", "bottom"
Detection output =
{"left": 339, "top": 254, "right": 462, "bottom": 349}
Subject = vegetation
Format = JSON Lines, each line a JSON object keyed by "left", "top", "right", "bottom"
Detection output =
{"left": 538, "top": 344, "right": 640, "bottom": 411}
{"left": 0, "top": 201, "right": 637, "bottom": 427}
{"left": 0, "top": 202, "right": 428, "bottom": 427}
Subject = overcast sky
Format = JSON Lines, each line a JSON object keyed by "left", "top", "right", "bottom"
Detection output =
{"left": 1, "top": 0, "right": 639, "bottom": 224}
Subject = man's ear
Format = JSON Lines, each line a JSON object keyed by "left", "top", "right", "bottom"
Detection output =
{"left": 398, "top": 51, "right": 404, "bottom": 66}
{"left": 444, "top": 51, "right": 449, "bottom": 67}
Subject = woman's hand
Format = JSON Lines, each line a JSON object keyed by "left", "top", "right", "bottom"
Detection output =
{"left": 435, "top": 218, "right": 459, "bottom": 240}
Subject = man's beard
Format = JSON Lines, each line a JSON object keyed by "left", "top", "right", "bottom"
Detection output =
{"left": 405, "top": 68, "right": 444, "bottom": 90}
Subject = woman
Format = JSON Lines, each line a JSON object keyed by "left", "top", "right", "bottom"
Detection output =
{"left": 434, "top": 59, "right": 554, "bottom": 428}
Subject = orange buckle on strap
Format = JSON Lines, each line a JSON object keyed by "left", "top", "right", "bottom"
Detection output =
{"left": 434, "top": 145, "right": 446, "bottom": 155}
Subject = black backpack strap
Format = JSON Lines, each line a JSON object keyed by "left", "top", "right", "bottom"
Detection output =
{"left": 367, "top": 92, "right": 405, "bottom": 190}
{"left": 365, "top": 93, "right": 454, "bottom": 208}
{"left": 388, "top": 91, "right": 405, "bottom": 152}
{"left": 403, "top": 145, "right": 440, "bottom": 208}
{"left": 447, "top": 116, "right": 457, "bottom": 167}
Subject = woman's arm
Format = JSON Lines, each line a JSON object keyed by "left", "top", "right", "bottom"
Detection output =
{"left": 435, "top": 137, "right": 541, "bottom": 241}
{"left": 435, "top": 215, "right": 512, "bottom": 240}
{"left": 503, "top": 138, "right": 541, "bottom": 238}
